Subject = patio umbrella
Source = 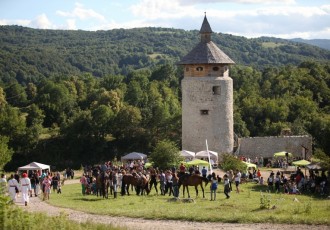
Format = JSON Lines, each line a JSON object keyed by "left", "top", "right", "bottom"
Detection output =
{"left": 292, "top": 160, "right": 311, "bottom": 166}
{"left": 144, "top": 162, "right": 153, "bottom": 168}
{"left": 306, "top": 162, "right": 322, "bottom": 170}
{"left": 186, "top": 159, "right": 209, "bottom": 166}
{"left": 243, "top": 161, "right": 257, "bottom": 169}
{"left": 273, "top": 151, "right": 292, "bottom": 157}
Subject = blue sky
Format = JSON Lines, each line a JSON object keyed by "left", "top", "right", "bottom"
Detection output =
{"left": 1, "top": 0, "right": 329, "bottom": 39}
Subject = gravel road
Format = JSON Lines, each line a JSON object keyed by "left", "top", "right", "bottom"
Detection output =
{"left": 15, "top": 193, "right": 329, "bottom": 230}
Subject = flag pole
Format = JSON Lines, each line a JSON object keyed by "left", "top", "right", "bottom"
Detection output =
{"left": 206, "top": 139, "right": 213, "bottom": 174}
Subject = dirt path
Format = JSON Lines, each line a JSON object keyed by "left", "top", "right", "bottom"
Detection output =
{"left": 15, "top": 193, "right": 328, "bottom": 230}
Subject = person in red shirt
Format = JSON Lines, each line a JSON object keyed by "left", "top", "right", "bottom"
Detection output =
{"left": 257, "top": 169, "right": 261, "bottom": 179}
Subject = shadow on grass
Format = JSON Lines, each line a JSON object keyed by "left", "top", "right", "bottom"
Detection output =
{"left": 73, "top": 197, "right": 104, "bottom": 202}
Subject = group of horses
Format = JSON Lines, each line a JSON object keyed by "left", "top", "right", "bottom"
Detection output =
{"left": 94, "top": 169, "right": 210, "bottom": 199}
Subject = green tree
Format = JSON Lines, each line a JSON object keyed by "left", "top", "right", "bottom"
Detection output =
{"left": 149, "top": 140, "right": 182, "bottom": 170}
{"left": 0, "top": 136, "right": 14, "bottom": 170}
{"left": 220, "top": 153, "right": 246, "bottom": 172}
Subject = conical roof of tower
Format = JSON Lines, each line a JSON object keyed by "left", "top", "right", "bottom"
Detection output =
{"left": 200, "top": 15, "right": 213, "bottom": 33}
{"left": 178, "top": 16, "right": 235, "bottom": 65}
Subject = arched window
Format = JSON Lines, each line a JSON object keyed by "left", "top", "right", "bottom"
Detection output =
{"left": 213, "top": 67, "right": 219, "bottom": 71}
{"left": 196, "top": 67, "right": 203, "bottom": 71}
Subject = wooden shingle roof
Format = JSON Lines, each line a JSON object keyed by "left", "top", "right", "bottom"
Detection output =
{"left": 178, "top": 15, "right": 235, "bottom": 65}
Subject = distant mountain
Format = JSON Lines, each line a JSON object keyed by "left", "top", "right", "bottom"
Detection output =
{"left": 291, "top": 38, "right": 330, "bottom": 51}
{"left": 0, "top": 26, "right": 329, "bottom": 80}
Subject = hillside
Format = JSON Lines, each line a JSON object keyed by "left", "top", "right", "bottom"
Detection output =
{"left": 0, "top": 26, "right": 329, "bottom": 81}
{"left": 291, "top": 38, "right": 330, "bottom": 51}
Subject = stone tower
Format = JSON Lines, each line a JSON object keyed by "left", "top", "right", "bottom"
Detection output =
{"left": 178, "top": 15, "right": 235, "bottom": 154}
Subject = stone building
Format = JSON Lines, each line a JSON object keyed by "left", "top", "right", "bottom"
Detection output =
{"left": 179, "top": 15, "right": 313, "bottom": 161}
{"left": 238, "top": 135, "right": 312, "bottom": 164}
{"left": 178, "top": 15, "right": 235, "bottom": 154}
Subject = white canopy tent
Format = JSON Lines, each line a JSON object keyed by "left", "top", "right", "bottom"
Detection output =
{"left": 18, "top": 162, "right": 50, "bottom": 171}
{"left": 195, "top": 150, "right": 218, "bottom": 163}
{"left": 180, "top": 150, "right": 195, "bottom": 161}
{"left": 121, "top": 152, "right": 147, "bottom": 161}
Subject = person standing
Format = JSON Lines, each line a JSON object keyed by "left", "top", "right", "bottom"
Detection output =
{"left": 202, "top": 167, "right": 207, "bottom": 178}
{"left": 80, "top": 174, "right": 87, "bottom": 195}
{"left": 234, "top": 171, "right": 241, "bottom": 193}
{"left": 172, "top": 172, "right": 179, "bottom": 198}
{"left": 0, "top": 174, "right": 7, "bottom": 195}
{"left": 228, "top": 170, "right": 234, "bottom": 191}
{"left": 52, "top": 174, "right": 59, "bottom": 193}
{"left": 166, "top": 170, "right": 173, "bottom": 196}
{"left": 210, "top": 172, "right": 218, "bottom": 201}
{"left": 112, "top": 169, "right": 118, "bottom": 198}
{"left": 42, "top": 175, "right": 52, "bottom": 201}
{"left": 20, "top": 173, "right": 31, "bottom": 206}
{"left": 223, "top": 174, "right": 231, "bottom": 199}
{"left": 7, "top": 174, "right": 19, "bottom": 202}
{"left": 159, "top": 170, "right": 166, "bottom": 195}
{"left": 149, "top": 168, "right": 158, "bottom": 194}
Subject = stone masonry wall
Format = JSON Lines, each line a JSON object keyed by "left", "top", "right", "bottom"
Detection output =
{"left": 238, "top": 135, "right": 312, "bottom": 159}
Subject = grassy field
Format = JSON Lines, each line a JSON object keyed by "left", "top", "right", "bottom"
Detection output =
{"left": 47, "top": 181, "right": 330, "bottom": 225}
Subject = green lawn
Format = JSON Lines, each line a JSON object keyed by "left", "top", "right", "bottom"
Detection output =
{"left": 47, "top": 182, "right": 330, "bottom": 225}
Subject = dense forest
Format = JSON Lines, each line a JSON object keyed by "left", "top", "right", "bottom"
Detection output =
{"left": 0, "top": 26, "right": 329, "bottom": 170}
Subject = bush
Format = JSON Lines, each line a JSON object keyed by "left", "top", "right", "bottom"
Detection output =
{"left": 220, "top": 153, "right": 246, "bottom": 172}
{"left": 0, "top": 194, "right": 122, "bottom": 230}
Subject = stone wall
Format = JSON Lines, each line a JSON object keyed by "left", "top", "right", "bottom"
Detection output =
{"left": 238, "top": 135, "right": 312, "bottom": 159}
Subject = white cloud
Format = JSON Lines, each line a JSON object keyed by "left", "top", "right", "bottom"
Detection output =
{"left": 30, "top": 14, "right": 53, "bottom": 29}
{"left": 130, "top": 0, "right": 196, "bottom": 19}
{"left": 66, "top": 19, "right": 77, "bottom": 30}
{"left": 56, "top": 3, "right": 106, "bottom": 21}
{"left": 0, "top": 19, "right": 30, "bottom": 26}
{"left": 179, "top": 0, "right": 296, "bottom": 4}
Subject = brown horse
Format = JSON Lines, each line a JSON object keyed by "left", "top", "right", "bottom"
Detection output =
{"left": 121, "top": 173, "right": 150, "bottom": 196}
{"left": 178, "top": 173, "right": 209, "bottom": 198}
{"left": 96, "top": 172, "right": 110, "bottom": 199}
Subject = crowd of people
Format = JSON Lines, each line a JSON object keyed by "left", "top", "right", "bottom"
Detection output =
{"left": 0, "top": 170, "right": 64, "bottom": 206}
{"left": 79, "top": 161, "right": 248, "bottom": 201}
{"left": 1, "top": 160, "right": 328, "bottom": 206}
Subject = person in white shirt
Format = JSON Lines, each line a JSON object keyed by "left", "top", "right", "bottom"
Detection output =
{"left": 7, "top": 174, "right": 19, "bottom": 202}
{"left": 20, "top": 173, "right": 31, "bottom": 206}
{"left": 234, "top": 171, "right": 241, "bottom": 193}
{"left": 0, "top": 174, "right": 7, "bottom": 195}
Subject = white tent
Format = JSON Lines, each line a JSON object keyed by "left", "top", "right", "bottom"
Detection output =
{"left": 121, "top": 152, "right": 147, "bottom": 161}
{"left": 195, "top": 150, "right": 218, "bottom": 163}
{"left": 18, "top": 162, "right": 50, "bottom": 171}
{"left": 180, "top": 150, "right": 195, "bottom": 160}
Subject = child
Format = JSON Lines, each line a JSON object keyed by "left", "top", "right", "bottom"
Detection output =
{"left": 210, "top": 172, "right": 218, "bottom": 201}
{"left": 223, "top": 174, "right": 231, "bottom": 199}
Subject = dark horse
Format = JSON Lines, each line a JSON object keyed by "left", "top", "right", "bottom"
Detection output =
{"left": 178, "top": 173, "right": 209, "bottom": 198}
{"left": 96, "top": 172, "right": 110, "bottom": 199}
{"left": 121, "top": 172, "right": 150, "bottom": 196}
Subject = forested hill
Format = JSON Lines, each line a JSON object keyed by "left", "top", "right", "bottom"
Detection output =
{"left": 291, "top": 38, "right": 330, "bottom": 51}
{"left": 0, "top": 25, "right": 329, "bottom": 80}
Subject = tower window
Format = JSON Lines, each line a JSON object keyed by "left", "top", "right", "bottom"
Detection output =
{"left": 200, "top": 110, "right": 209, "bottom": 115}
{"left": 213, "top": 67, "right": 219, "bottom": 71}
{"left": 196, "top": 67, "right": 203, "bottom": 71}
{"left": 212, "top": 86, "right": 221, "bottom": 95}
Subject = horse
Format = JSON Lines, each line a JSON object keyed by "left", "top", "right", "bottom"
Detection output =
{"left": 178, "top": 173, "right": 209, "bottom": 198}
{"left": 121, "top": 172, "right": 150, "bottom": 196}
{"left": 96, "top": 171, "right": 110, "bottom": 199}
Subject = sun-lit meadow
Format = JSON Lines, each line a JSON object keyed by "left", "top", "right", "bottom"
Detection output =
{"left": 47, "top": 181, "right": 330, "bottom": 225}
